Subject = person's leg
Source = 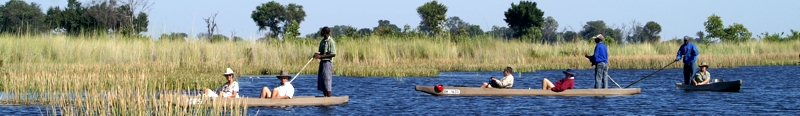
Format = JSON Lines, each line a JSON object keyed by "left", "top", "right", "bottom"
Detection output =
{"left": 689, "top": 62, "right": 697, "bottom": 85}
{"left": 318, "top": 61, "right": 326, "bottom": 96}
{"left": 204, "top": 88, "right": 218, "bottom": 97}
{"left": 323, "top": 61, "right": 334, "bottom": 97}
{"left": 683, "top": 63, "right": 691, "bottom": 85}
{"left": 271, "top": 88, "right": 281, "bottom": 99}
{"left": 600, "top": 63, "right": 609, "bottom": 89}
{"left": 260, "top": 86, "right": 271, "bottom": 98}
{"left": 481, "top": 82, "right": 488, "bottom": 88}
{"left": 594, "top": 65, "right": 602, "bottom": 89}
{"left": 542, "top": 78, "right": 554, "bottom": 90}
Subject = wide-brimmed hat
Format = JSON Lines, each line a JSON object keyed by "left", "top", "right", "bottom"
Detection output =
{"left": 562, "top": 68, "right": 576, "bottom": 75}
{"left": 223, "top": 68, "right": 234, "bottom": 76}
{"left": 276, "top": 70, "right": 291, "bottom": 79}
{"left": 683, "top": 36, "right": 692, "bottom": 41}
{"left": 698, "top": 62, "right": 709, "bottom": 67}
{"left": 591, "top": 34, "right": 604, "bottom": 40}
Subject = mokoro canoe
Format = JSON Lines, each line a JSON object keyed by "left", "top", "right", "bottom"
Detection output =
{"left": 415, "top": 86, "right": 641, "bottom": 96}
{"left": 675, "top": 79, "right": 742, "bottom": 92}
{"left": 161, "top": 94, "right": 348, "bottom": 107}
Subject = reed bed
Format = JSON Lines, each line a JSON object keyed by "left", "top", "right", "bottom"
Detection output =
{"left": 0, "top": 34, "right": 798, "bottom": 115}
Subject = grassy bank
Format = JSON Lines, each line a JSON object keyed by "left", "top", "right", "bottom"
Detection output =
{"left": 0, "top": 34, "right": 798, "bottom": 115}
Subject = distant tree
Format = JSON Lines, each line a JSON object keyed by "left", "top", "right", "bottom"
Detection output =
{"left": 284, "top": 20, "right": 300, "bottom": 40}
{"left": 232, "top": 36, "right": 243, "bottom": 42}
{"left": 562, "top": 30, "right": 578, "bottom": 42}
{"left": 329, "top": 25, "right": 357, "bottom": 38}
{"left": 580, "top": 20, "right": 609, "bottom": 39}
{"left": 357, "top": 28, "right": 372, "bottom": 37}
{"left": 704, "top": 14, "right": 726, "bottom": 40}
{"left": 252, "top": 1, "right": 285, "bottom": 38}
{"left": 541, "top": 16, "right": 558, "bottom": 43}
{"left": 696, "top": 31, "right": 707, "bottom": 43}
{"left": 445, "top": 16, "right": 467, "bottom": 36}
{"left": 465, "top": 25, "right": 483, "bottom": 37}
{"left": 158, "top": 32, "right": 187, "bottom": 41}
{"left": 373, "top": 20, "right": 400, "bottom": 36}
{"left": 642, "top": 21, "right": 661, "bottom": 43}
{"left": 724, "top": 23, "right": 752, "bottom": 42}
{"left": 282, "top": 3, "right": 305, "bottom": 36}
{"left": 0, "top": 0, "right": 47, "bottom": 34}
{"left": 504, "top": 1, "right": 544, "bottom": 42}
{"left": 203, "top": 13, "right": 218, "bottom": 41}
{"left": 416, "top": 1, "right": 447, "bottom": 36}
{"left": 486, "top": 25, "right": 513, "bottom": 39}
{"left": 704, "top": 14, "right": 752, "bottom": 42}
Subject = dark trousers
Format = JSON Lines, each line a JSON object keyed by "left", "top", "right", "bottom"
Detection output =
{"left": 683, "top": 62, "right": 696, "bottom": 85}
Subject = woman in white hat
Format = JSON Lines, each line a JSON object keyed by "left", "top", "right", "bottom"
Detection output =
{"left": 260, "top": 70, "right": 295, "bottom": 99}
{"left": 203, "top": 68, "right": 240, "bottom": 98}
{"left": 693, "top": 62, "right": 711, "bottom": 86}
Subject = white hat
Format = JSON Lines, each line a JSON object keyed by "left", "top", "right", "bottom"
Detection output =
{"left": 223, "top": 68, "right": 234, "bottom": 75}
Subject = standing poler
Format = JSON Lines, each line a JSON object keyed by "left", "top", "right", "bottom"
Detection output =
{"left": 314, "top": 26, "right": 337, "bottom": 97}
{"left": 675, "top": 36, "right": 699, "bottom": 85}
{"left": 585, "top": 34, "right": 609, "bottom": 89}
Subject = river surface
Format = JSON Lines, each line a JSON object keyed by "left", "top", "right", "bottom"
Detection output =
{"left": 2, "top": 66, "right": 799, "bottom": 115}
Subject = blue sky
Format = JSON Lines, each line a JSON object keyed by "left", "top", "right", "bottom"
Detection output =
{"left": 11, "top": 0, "right": 800, "bottom": 40}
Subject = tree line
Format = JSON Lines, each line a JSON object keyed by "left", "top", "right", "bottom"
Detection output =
{"left": 0, "top": 0, "right": 150, "bottom": 37}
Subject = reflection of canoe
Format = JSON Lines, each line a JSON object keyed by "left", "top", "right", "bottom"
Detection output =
{"left": 161, "top": 94, "right": 348, "bottom": 107}
{"left": 414, "top": 86, "right": 640, "bottom": 96}
{"left": 675, "top": 80, "right": 742, "bottom": 92}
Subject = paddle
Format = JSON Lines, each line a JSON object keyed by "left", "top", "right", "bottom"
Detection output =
{"left": 607, "top": 75, "right": 622, "bottom": 88}
{"left": 624, "top": 60, "right": 679, "bottom": 88}
{"left": 288, "top": 57, "right": 315, "bottom": 83}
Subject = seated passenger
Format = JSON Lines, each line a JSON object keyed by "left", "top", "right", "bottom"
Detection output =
{"left": 693, "top": 62, "right": 711, "bottom": 85}
{"left": 203, "top": 68, "right": 240, "bottom": 98}
{"left": 481, "top": 67, "right": 514, "bottom": 89}
{"left": 543, "top": 68, "right": 575, "bottom": 92}
{"left": 260, "top": 70, "right": 295, "bottom": 99}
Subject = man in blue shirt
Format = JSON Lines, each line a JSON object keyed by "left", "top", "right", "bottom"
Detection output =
{"left": 676, "top": 36, "right": 699, "bottom": 85}
{"left": 585, "top": 34, "right": 609, "bottom": 89}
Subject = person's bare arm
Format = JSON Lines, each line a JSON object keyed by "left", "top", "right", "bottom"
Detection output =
{"left": 229, "top": 91, "right": 238, "bottom": 98}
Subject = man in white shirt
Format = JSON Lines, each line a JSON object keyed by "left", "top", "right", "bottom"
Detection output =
{"left": 260, "top": 70, "right": 295, "bottom": 99}
{"left": 481, "top": 67, "right": 514, "bottom": 88}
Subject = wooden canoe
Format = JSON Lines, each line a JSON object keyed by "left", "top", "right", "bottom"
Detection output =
{"left": 161, "top": 94, "right": 348, "bottom": 107}
{"left": 415, "top": 86, "right": 641, "bottom": 96}
{"left": 675, "top": 80, "right": 742, "bottom": 92}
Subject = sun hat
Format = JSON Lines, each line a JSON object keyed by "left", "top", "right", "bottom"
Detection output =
{"left": 276, "top": 70, "right": 291, "bottom": 79}
{"left": 699, "top": 62, "right": 709, "bottom": 67}
{"left": 223, "top": 68, "right": 234, "bottom": 76}
{"left": 591, "top": 34, "right": 604, "bottom": 40}
{"left": 562, "top": 68, "right": 576, "bottom": 75}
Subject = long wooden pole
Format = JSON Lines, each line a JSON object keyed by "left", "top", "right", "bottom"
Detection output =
{"left": 624, "top": 60, "right": 679, "bottom": 88}
{"left": 288, "top": 58, "right": 315, "bottom": 83}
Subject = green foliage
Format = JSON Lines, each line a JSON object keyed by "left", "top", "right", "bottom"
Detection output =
{"left": 0, "top": 0, "right": 47, "bottom": 34}
{"left": 158, "top": 32, "right": 188, "bottom": 41}
{"left": 416, "top": 1, "right": 447, "bottom": 36}
{"left": 541, "top": 16, "right": 558, "bottom": 43}
{"left": 251, "top": 2, "right": 306, "bottom": 39}
{"left": 486, "top": 25, "right": 512, "bottom": 39}
{"left": 704, "top": 14, "right": 752, "bottom": 43}
{"left": 210, "top": 34, "right": 229, "bottom": 43}
{"left": 603, "top": 35, "right": 617, "bottom": 46}
{"left": 580, "top": 20, "right": 621, "bottom": 43}
{"left": 373, "top": 20, "right": 401, "bottom": 36}
{"left": 504, "top": 1, "right": 544, "bottom": 41}
{"left": 284, "top": 20, "right": 300, "bottom": 40}
{"left": 252, "top": 1, "right": 285, "bottom": 38}
{"left": 704, "top": 14, "right": 726, "bottom": 40}
{"left": 41, "top": 0, "right": 149, "bottom": 36}
{"left": 760, "top": 29, "right": 800, "bottom": 42}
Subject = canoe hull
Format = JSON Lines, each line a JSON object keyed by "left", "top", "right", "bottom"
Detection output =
{"left": 676, "top": 80, "right": 742, "bottom": 92}
{"left": 161, "top": 94, "right": 349, "bottom": 107}
{"left": 415, "top": 86, "right": 640, "bottom": 96}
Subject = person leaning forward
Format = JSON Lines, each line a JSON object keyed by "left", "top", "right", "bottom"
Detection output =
{"left": 260, "top": 70, "right": 295, "bottom": 99}
{"left": 314, "top": 26, "right": 337, "bottom": 97}
{"left": 585, "top": 34, "right": 610, "bottom": 89}
{"left": 481, "top": 67, "right": 514, "bottom": 89}
{"left": 676, "top": 36, "right": 700, "bottom": 85}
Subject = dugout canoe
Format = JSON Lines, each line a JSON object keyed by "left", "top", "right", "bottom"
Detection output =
{"left": 675, "top": 79, "right": 741, "bottom": 92}
{"left": 415, "top": 86, "right": 641, "bottom": 96}
{"left": 161, "top": 94, "right": 348, "bottom": 107}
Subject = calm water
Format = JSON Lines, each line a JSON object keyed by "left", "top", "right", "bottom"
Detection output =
{"left": 2, "top": 66, "right": 799, "bottom": 115}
